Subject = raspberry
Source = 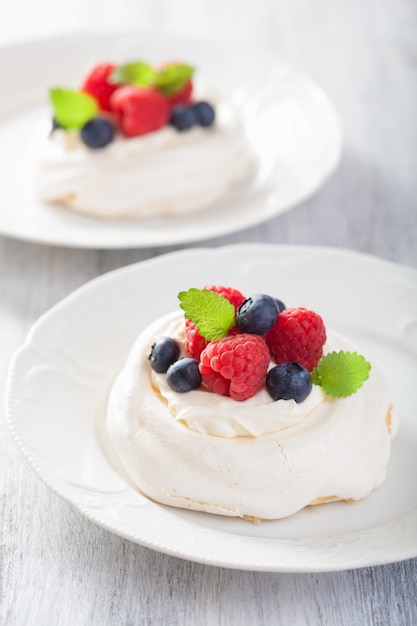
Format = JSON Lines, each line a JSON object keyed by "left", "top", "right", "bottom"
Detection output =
{"left": 158, "top": 62, "right": 194, "bottom": 106}
{"left": 184, "top": 319, "right": 209, "bottom": 360}
{"left": 110, "top": 85, "right": 170, "bottom": 137}
{"left": 80, "top": 62, "right": 118, "bottom": 112}
{"left": 199, "top": 334, "right": 270, "bottom": 401}
{"left": 265, "top": 307, "right": 326, "bottom": 372}
{"left": 204, "top": 285, "right": 246, "bottom": 310}
{"left": 184, "top": 285, "right": 246, "bottom": 359}
{"left": 168, "top": 81, "right": 193, "bottom": 106}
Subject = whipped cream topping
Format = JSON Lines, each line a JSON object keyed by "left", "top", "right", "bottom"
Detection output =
{"left": 32, "top": 96, "right": 253, "bottom": 219}
{"left": 107, "top": 311, "right": 398, "bottom": 520}
{"left": 152, "top": 314, "right": 326, "bottom": 438}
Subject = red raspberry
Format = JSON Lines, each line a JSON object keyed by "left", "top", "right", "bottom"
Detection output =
{"left": 200, "top": 334, "right": 270, "bottom": 401}
{"left": 157, "top": 62, "right": 194, "bottom": 107}
{"left": 265, "top": 307, "right": 326, "bottom": 371}
{"left": 80, "top": 62, "right": 119, "bottom": 112}
{"left": 184, "top": 286, "right": 246, "bottom": 359}
{"left": 167, "top": 81, "right": 193, "bottom": 106}
{"left": 184, "top": 319, "right": 210, "bottom": 360}
{"left": 110, "top": 85, "right": 170, "bottom": 137}
{"left": 204, "top": 285, "right": 246, "bottom": 310}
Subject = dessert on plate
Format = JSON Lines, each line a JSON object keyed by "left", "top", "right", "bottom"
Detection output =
{"left": 106, "top": 285, "right": 397, "bottom": 521}
{"left": 32, "top": 60, "right": 252, "bottom": 219}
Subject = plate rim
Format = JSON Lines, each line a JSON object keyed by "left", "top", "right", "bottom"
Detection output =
{"left": 0, "top": 29, "right": 343, "bottom": 249}
{"left": 5, "top": 243, "right": 417, "bottom": 572}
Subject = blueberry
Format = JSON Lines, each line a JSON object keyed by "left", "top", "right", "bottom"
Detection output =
{"left": 166, "top": 358, "right": 202, "bottom": 392}
{"left": 275, "top": 298, "right": 286, "bottom": 313}
{"left": 51, "top": 118, "right": 62, "bottom": 132}
{"left": 236, "top": 293, "right": 279, "bottom": 335}
{"left": 169, "top": 106, "right": 197, "bottom": 131}
{"left": 149, "top": 337, "right": 181, "bottom": 373}
{"left": 80, "top": 117, "right": 115, "bottom": 149}
{"left": 193, "top": 101, "right": 215, "bottom": 127}
{"left": 266, "top": 363, "right": 312, "bottom": 403}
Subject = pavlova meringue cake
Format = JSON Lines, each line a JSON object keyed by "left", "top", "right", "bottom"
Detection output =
{"left": 106, "top": 286, "right": 397, "bottom": 521}
{"left": 32, "top": 60, "right": 252, "bottom": 219}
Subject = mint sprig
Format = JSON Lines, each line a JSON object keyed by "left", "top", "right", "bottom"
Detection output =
{"left": 178, "top": 288, "right": 235, "bottom": 341}
{"left": 155, "top": 64, "right": 194, "bottom": 96}
{"left": 111, "top": 61, "right": 157, "bottom": 87}
{"left": 312, "top": 351, "right": 371, "bottom": 398}
{"left": 111, "top": 60, "right": 194, "bottom": 95}
{"left": 49, "top": 88, "right": 98, "bottom": 130}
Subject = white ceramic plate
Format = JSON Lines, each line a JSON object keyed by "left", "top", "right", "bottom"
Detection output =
{"left": 0, "top": 30, "right": 342, "bottom": 249}
{"left": 6, "top": 244, "right": 417, "bottom": 572}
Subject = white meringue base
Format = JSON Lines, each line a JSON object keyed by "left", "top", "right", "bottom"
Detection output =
{"left": 106, "top": 311, "right": 397, "bottom": 520}
{"left": 32, "top": 99, "right": 253, "bottom": 220}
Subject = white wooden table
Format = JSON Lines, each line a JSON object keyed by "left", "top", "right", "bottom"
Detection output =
{"left": 1, "top": 1, "right": 416, "bottom": 624}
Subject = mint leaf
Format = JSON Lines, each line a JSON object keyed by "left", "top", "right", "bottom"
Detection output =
{"left": 178, "top": 288, "right": 235, "bottom": 341}
{"left": 109, "top": 60, "right": 194, "bottom": 95}
{"left": 49, "top": 88, "right": 98, "bottom": 130}
{"left": 111, "top": 61, "right": 157, "bottom": 87}
{"left": 311, "top": 351, "right": 371, "bottom": 398}
{"left": 155, "top": 64, "right": 194, "bottom": 96}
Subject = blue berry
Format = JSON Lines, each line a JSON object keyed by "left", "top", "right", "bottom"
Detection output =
{"left": 169, "top": 105, "right": 197, "bottom": 131}
{"left": 275, "top": 298, "right": 286, "bottom": 312}
{"left": 166, "top": 358, "right": 202, "bottom": 392}
{"left": 266, "top": 362, "right": 312, "bottom": 403}
{"left": 236, "top": 293, "right": 279, "bottom": 335}
{"left": 80, "top": 116, "right": 115, "bottom": 149}
{"left": 149, "top": 337, "right": 180, "bottom": 373}
{"left": 51, "top": 118, "right": 62, "bottom": 132}
{"left": 193, "top": 101, "right": 215, "bottom": 127}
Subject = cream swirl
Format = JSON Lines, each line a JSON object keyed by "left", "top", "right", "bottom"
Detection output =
{"left": 151, "top": 314, "right": 326, "bottom": 437}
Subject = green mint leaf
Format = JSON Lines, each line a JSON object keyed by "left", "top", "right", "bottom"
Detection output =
{"left": 49, "top": 88, "right": 98, "bottom": 130}
{"left": 311, "top": 351, "right": 371, "bottom": 398}
{"left": 155, "top": 64, "right": 194, "bottom": 96}
{"left": 111, "top": 61, "right": 157, "bottom": 86}
{"left": 178, "top": 288, "right": 235, "bottom": 341}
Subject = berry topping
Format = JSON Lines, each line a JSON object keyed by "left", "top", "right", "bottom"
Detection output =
{"left": 150, "top": 285, "right": 371, "bottom": 402}
{"left": 51, "top": 118, "right": 62, "bottom": 132}
{"left": 48, "top": 59, "right": 216, "bottom": 146}
{"left": 266, "top": 307, "right": 326, "bottom": 372}
{"left": 183, "top": 286, "right": 246, "bottom": 359}
{"left": 236, "top": 293, "right": 279, "bottom": 335}
{"left": 205, "top": 285, "right": 247, "bottom": 310}
{"left": 193, "top": 101, "right": 215, "bottom": 127}
{"left": 199, "top": 334, "right": 270, "bottom": 401}
{"left": 184, "top": 319, "right": 210, "bottom": 361}
{"left": 80, "top": 117, "right": 115, "bottom": 149}
{"left": 80, "top": 62, "right": 119, "bottom": 112}
{"left": 110, "top": 85, "right": 170, "bottom": 137}
{"left": 167, "top": 80, "right": 193, "bottom": 106}
{"left": 149, "top": 337, "right": 181, "bottom": 373}
{"left": 275, "top": 298, "right": 286, "bottom": 313}
{"left": 179, "top": 287, "right": 236, "bottom": 342}
{"left": 155, "top": 62, "right": 194, "bottom": 98}
{"left": 169, "top": 105, "right": 197, "bottom": 131}
{"left": 169, "top": 101, "right": 216, "bottom": 131}
{"left": 166, "top": 358, "right": 202, "bottom": 392}
{"left": 266, "top": 363, "right": 312, "bottom": 403}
